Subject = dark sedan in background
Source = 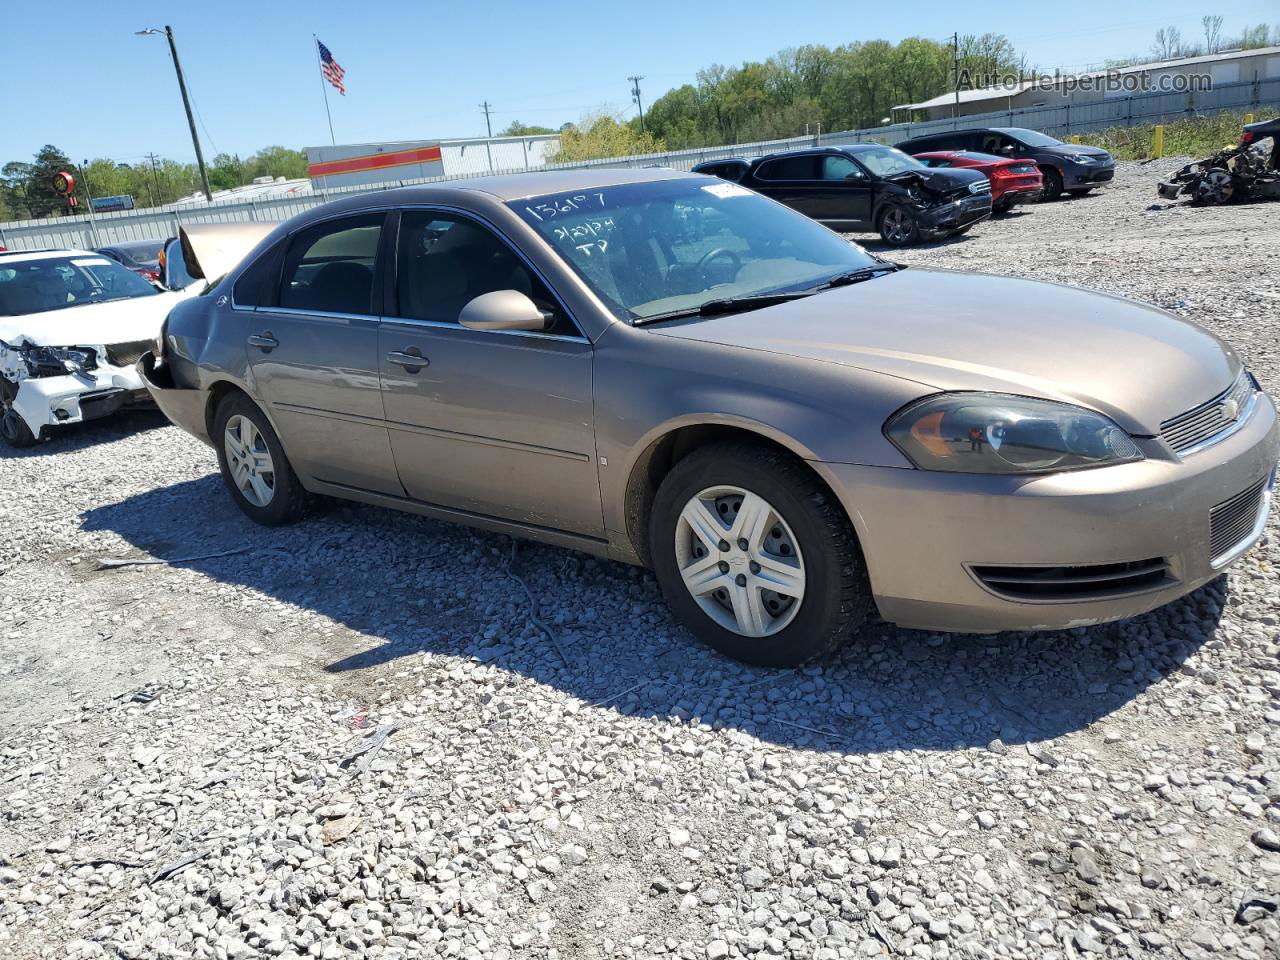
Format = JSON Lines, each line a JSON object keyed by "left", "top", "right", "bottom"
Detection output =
{"left": 693, "top": 144, "right": 991, "bottom": 246}
{"left": 96, "top": 240, "right": 165, "bottom": 284}
{"left": 895, "top": 127, "right": 1114, "bottom": 199}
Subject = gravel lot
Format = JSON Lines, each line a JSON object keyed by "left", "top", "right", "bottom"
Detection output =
{"left": 2, "top": 159, "right": 1279, "bottom": 960}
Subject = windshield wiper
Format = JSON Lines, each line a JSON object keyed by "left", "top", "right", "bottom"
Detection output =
{"left": 811, "top": 263, "right": 905, "bottom": 291}
{"left": 633, "top": 291, "right": 815, "bottom": 326}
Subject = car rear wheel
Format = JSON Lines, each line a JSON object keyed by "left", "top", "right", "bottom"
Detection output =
{"left": 877, "top": 206, "right": 920, "bottom": 246}
{"left": 213, "top": 393, "right": 311, "bottom": 526}
{"left": 0, "top": 384, "right": 38, "bottom": 448}
{"left": 1039, "top": 166, "right": 1064, "bottom": 200}
{"left": 649, "top": 442, "right": 872, "bottom": 667}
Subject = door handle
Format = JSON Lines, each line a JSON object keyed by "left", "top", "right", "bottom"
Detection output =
{"left": 387, "top": 349, "right": 429, "bottom": 371}
{"left": 248, "top": 332, "right": 278, "bottom": 352}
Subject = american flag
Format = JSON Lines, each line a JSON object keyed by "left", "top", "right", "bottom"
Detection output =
{"left": 318, "top": 40, "right": 346, "bottom": 95}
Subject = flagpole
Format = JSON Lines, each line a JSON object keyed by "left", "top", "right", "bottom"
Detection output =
{"left": 314, "top": 35, "right": 335, "bottom": 146}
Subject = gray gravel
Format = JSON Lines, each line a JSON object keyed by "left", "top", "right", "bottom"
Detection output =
{"left": 2, "top": 159, "right": 1279, "bottom": 959}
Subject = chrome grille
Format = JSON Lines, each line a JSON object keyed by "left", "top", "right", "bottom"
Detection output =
{"left": 1209, "top": 477, "right": 1268, "bottom": 562}
{"left": 972, "top": 558, "right": 1170, "bottom": 601}
{"left": 105, "top": 339, "right": 153, "bottom": 368}
{"left": 1161, "top": 371, "right": 1255, "bottom": 455}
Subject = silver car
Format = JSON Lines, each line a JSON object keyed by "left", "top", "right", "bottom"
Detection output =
{"left": 141, "top": 168, "right": 1279, "bottom": 666}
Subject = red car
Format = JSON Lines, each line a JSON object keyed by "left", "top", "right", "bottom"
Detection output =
{"left": 912, "top": 151, "right": 1043, "bottom": 212}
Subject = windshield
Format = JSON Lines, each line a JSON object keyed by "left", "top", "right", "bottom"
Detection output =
{"left": 853, "top": 147, "right": 927, "bottom": 176}
{"left": 0, "top": 255, "right": 159, "bottom": 316}
{"left": 116, "top": 241, "right": 165, "bottom": 266}
{"left": 159, "top": 238, "right": 197, "bottom": 290}
{"left": 998, "top": 128, "right": 1062, "bottom": 147}
{"left": 508, "top": 179, "right": 880, "bottom": 323}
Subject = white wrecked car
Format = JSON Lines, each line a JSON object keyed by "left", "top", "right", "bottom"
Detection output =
{"left": 0, "top": 249, "right": 196, "bottom": 447}
{"left": 0, "top": 225, "right": 276, "bottom": 448}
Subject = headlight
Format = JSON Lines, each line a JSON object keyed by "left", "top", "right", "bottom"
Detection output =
{"left": 885, "top": 393, "right": 1143, "bottom": 474}
{"left": 20, "top": 345, "right": 96, "bottom": 377}
{"left": 1070, "top": 154, "right": 1098, "bottom": 164}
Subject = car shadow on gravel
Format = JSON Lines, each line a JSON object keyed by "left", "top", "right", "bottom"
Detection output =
{"left": 82, "top": 476, "right": 1227, "bottom": 755}
{"left": 0, "top": 409, "right": 170, "bottom": 459}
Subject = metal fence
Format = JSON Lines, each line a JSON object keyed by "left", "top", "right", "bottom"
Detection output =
{"left": 2, "top": 76, "right": 1276, "bottom": 252}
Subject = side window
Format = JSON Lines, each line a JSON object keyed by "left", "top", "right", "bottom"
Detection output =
{"left": 918, "top": 157, "right": 947, "bottom": 168}
{"left": 756, "top": 156, "right": 819, "bottom": 181}
{"left": 395, "top": 211, "right": 576, "bottom": 336}
{"left": 278, "top": 213, "right": 383, "bottom": 315}
{"left": 821, "top": 155, "right": 865, "bottom": 180}
{"left": 233, "top": 243, "right": 282, "bottom": 305}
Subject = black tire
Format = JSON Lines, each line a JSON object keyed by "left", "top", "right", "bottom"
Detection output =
{"left": 1039, "top": 166, "right": 1064, "bottom": 200}
{"left": 1068, "top": 187, "right": 1094, "bottom": 197}
{"left": 212, "top": 392, "right": 312, "bottom": 526}
{"left": 649, "top": 442, "right": 872, "bottom": 667}
{"left": 877, "top": 205, "right": 920, "bottom": 247}
{"left": 0, "top": 384, "right": 39, "bottom": 448}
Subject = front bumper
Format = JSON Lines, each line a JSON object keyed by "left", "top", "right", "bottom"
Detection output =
{"left": 819, "top": 393, "right": 1279, "bottom": 633}
{"left": 1067, "top": 165, "right": 1115, "bottom": 187}
{"left": 137, "top": 351, "right": 212, "bottom": 445}
{"left": 10, "top": 363, "right": 151, "bottom": 436}
{"left": 919, "top": 195, "right": 992, "bottom": 235}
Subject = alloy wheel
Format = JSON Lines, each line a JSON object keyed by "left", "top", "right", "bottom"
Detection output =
{"left": 223, "top": 414, "right": 276, "bottom": 507}
{"left": 674, "top": 485, "right": 806, "bottom": 638}
{"left": 882, "top": 208, "right": 912, "bottom": 245}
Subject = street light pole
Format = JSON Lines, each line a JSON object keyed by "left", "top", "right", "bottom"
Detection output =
{"left": 138, "top": 25, "right": 212, "bottom": 202}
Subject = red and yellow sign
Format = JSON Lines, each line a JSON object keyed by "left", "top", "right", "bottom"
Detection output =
{"left": 51, "top": 171, "right": 76, "bottom": 196}
{"left": 307, "top": 144, "right": 443, "bottom": 178}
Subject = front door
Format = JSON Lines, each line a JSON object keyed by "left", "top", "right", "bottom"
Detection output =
{"left": 812, "top": 154, "right": 873, "bottom": 228}
{"left": 377, "top": 210, "right": 603, "bottom": 537}
{"left": 244, "top": 211, "right": 401, "bottom": 495}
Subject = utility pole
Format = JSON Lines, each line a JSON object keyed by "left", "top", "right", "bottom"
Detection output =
{"left": 952, "top": 32, "right": 961, "bottom": 121}
{"left": 77, "top": 160, "right": 101, "bottom": 247}
{"left": 628, "top": 76, "right": 646, "bottom": 135}
{"left": 137, "top": 25, "right": 212, "bottom": 201}
{"left": 480, "top": 101, "right": 495, "bottom": 172}
{"left": 145, "top": 153, "right": 163, "bottom": 206}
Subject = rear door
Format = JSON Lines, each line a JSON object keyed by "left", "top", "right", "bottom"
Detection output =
{"left": 243, "top": 212, "right": 401, "bottom": 494}
{"left": 748, "top": 155, "right": 823, "bottom": 218}
{"left": 376, "top": 209, "right": 603, "bottom": 537}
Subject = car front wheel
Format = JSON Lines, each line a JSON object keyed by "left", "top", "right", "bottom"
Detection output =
{"left": 1039, "top": 166, "right": 1064, "bottom": 200}
{"left": 0, "top": 384, "right": 38, "bottom": 448}
{"left": 213, "top": 393, "right": 311, "bottom": 526}
{"left": 877, "top": 206, "right": 920, "bottom": 246}
{"left": 650, "top": 442, "right": 872, "bottom": 666}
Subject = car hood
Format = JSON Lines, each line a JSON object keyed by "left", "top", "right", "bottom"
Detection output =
{"left": 888, "top": 167, "right": 985, "bottom": 191}
{"left": 1045, "top": 144, "right": 1112, "bottom": 160}
{"left": 651, "top": 268, "right": 1237, "bottom": 434}
{"left": 0, "top": 289, "right": 194, "bottom": 349}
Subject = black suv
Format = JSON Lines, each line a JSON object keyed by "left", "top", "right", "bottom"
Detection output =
{"left": 894, "top": 127, "right": 1114, "bottom": 199}
{"left": 693, "top": 144, "right": 991, "bottom": 246}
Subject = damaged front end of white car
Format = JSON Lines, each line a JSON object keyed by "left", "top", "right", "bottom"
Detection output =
{"left": 0, "top": 335, "right": 157, "bottom": 446}
{"left": 0, "top": 250, "right": 197, "bottom": 448}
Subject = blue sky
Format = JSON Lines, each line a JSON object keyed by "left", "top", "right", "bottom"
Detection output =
{"left": 3, "top": 0, "right": 1276, "bottom": 164}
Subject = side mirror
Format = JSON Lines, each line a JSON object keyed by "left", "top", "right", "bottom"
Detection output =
{"left": 459, "top": 290, "right": 552, "bottom": 332}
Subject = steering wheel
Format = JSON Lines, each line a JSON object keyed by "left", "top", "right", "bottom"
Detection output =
{"left": 696, "top": 247, "right": 741, "bottom": 281}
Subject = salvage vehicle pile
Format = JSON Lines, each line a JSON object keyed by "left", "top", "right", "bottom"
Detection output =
{"left": 1, "top": 159, "right": 1279, "bottom": 960}
{"left": 1157, "top": 118, "right": 1280, "bottom": 205}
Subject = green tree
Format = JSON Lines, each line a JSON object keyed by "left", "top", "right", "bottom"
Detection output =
{"left": 551, "top": 113, "right": 665, "bottom": 162}
{"left": 499, "top": 121, "right": 556, "bottom": 136}
{"left": 209, "top": 153, "right": 245, "bottom": 191}
{"left": 245, "top": 146, "right": 308, "bottom": 181}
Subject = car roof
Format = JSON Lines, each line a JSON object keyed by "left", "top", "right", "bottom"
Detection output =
{"left": 0, "top": 248, "right": 95, "bottom": 262}
{"left": 448, "top": 165, "right": 699, "bottom": 201}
